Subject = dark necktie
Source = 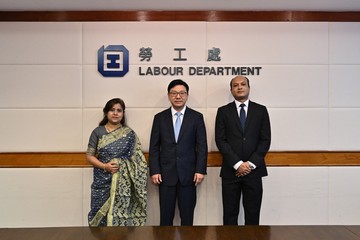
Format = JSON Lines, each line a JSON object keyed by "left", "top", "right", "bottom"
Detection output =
{"left": 240, "top": 103, "right": 246, "bottom": 129}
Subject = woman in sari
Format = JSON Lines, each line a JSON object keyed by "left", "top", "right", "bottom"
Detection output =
{"left": 86, "top": 98, "right": 147, "bottom": 226}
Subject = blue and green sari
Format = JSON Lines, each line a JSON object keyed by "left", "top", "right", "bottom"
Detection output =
{"left": 87, "top": 126, "right": 147, "bottom": 226}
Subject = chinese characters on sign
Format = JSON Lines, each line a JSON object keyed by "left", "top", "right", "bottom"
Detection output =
{"left": 139, "top": 47, "right": 152, "bottom": 61}
{"left": 138, "top": 47, "right": 221, "bottom": 62}
{"left": 98, "top": 45, "right": 262, "bottom": 77}
{"left": 207, "top": 47, "right": 221, "bottom": 62}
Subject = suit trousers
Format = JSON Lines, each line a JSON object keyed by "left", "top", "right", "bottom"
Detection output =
{"left": 159, "top": 182, "right": 196, "bottom": 226}
{"left": 222, "top": 177, "right": 263, "bottom": 225}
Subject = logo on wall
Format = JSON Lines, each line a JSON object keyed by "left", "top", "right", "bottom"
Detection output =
{"left": 98, "top": 45, "right": 129, "bottom": 77}
{"left": 97, "top": 45, "right": 262, "bottom": 77}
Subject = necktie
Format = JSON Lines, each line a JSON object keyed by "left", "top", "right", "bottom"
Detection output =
{"left": 240, "top": 103, "right": 246, "bottom": 129}
{"left": 174, "top": 112, "right": 182, "bottom": 142}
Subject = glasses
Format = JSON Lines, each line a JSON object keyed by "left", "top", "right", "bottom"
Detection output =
{"left": 169, "top": 91, "right": 187, "bottom": 97}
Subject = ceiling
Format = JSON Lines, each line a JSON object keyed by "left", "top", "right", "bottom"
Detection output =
{"left": 1, "top": 0, "right": 360, "bottom": 12}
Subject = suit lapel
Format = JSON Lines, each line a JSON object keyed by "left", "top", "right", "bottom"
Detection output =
{"left": 245, "top": 101, "right": 254, "bottom": 130}
{"left": 177, "top": 107, "right": 191, "bottom": 142}
{"left": 164, "top": 108, "right": 176, "bottom": 141}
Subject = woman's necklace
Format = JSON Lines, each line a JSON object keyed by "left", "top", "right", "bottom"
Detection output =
{"left": 105, "top": 123, "right": 121, "bottom": 133}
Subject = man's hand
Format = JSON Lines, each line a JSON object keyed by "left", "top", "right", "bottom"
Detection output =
{"left": 151, "top": 174, "right": 162, "bottom": 185}
{"left": 236, "top": 162, "right": 251, "bottom": 177}
{"left": 194, "top": 173, "right": 205, "bottom": 186}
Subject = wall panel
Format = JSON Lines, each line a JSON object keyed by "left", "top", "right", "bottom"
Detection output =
{"left": 0, "top": 168, "right": 84, "bottom": 227}
{"left": 206, "top": 22, "right": 328, "bottom": 65}
{"left": 328, "top": 167, "right": 360, "bottom": 224}
{"left": 329, "top": 109, "right": 360, "bottom": 150}
{"left": 1, "top": 12, "right": 360, "bottom": 227}
{"left": 270, "top": 108, "right": 329, "bottom": 150}
{"left": 0, "top": 65, "right": 82, "bottom": 108}
{"left": 329, "top": 65, "right": 360, "bottom": 108}
{"left": 0, "top": 110, "right": 83, "bottom": 152}
{"left": 262, "top": 167, "right": 329, "bottom": 225}
{"left": 329, "top": 22, "right": 360, "bottom": 64}
{"left": 0, "top": 22, "right": 82, "bottom": 64}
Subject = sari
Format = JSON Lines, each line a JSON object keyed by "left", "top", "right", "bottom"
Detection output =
{"left": 87, "top": 125, "right": 147, "bottom": 226}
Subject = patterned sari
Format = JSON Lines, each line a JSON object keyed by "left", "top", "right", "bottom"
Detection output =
{"left": 87, "top": 126, "right": 147, "bottom": 226}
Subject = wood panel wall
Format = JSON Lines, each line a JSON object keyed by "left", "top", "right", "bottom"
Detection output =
{"left": 1, "top": 152, "right": 360, "bottom": 167}
{"left": 1, "top": 11, "right": 359, "bottom": 167}
{"left": 1, "top": 11, "right": 360, "bottom": 22}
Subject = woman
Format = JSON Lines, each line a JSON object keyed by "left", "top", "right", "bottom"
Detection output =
{"left": 86, "top": 98, "right": 147, "bottom": 226}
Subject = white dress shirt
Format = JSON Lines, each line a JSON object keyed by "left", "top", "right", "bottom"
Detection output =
{"left": 233, "top": 99, "right": 256, "bottom": 170}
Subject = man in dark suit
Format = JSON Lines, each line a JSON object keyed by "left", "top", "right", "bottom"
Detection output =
{"left": 215, "top": 76, "right": 271, "bottom": 225}
{"left": 149, "top": 79, "right": 208, "bottom": 226}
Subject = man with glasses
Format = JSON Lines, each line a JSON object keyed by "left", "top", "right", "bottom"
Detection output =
{"left": 149, "top": 79, "right": 208, "bottom": 226}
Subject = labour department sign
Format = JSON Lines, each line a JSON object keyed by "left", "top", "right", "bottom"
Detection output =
{"left": 97, "top": 44, "right": 262, "bottom": 77}
{"left": 98, "top": 45, "right": 129, "bottom": 77}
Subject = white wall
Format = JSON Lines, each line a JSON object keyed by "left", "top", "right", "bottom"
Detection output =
{"left": 1, "top": 167, "right": 360, "bottom": 227}
{"left": 0, "top": 21, "right": 360, "bottom": 227}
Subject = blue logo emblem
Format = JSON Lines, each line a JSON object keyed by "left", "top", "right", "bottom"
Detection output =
{"left": 98, "top": 45, "right": 129, "bottom": 77}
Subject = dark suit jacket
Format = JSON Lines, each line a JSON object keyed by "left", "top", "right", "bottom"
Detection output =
{"left": 215, "top": 100, "right": 271, "bottom": 179}
{"left": 149, "top": 107, "right": 208, "bottom": 186}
